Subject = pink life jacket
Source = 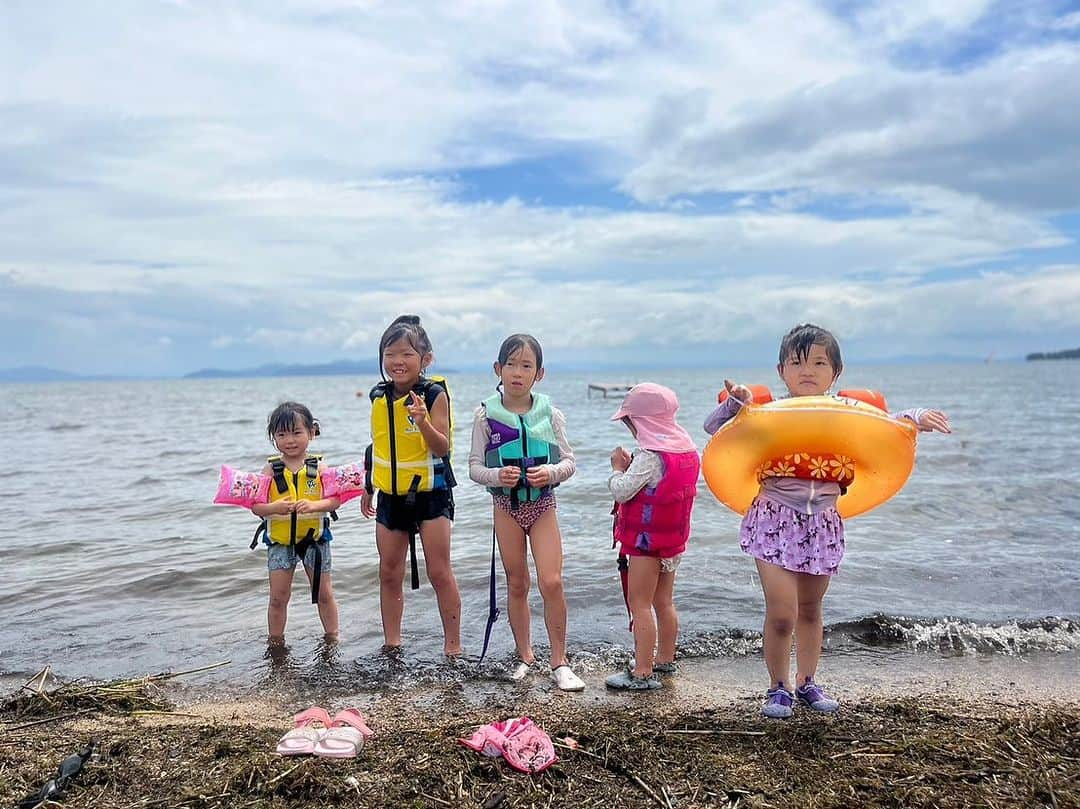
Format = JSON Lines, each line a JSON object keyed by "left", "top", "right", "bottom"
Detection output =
{"left": 614, "top": 450, "right": 700, "bottom": 558}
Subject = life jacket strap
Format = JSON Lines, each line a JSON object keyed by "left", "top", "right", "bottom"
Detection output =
{"left": 610, "top": 500, "right": 634, "bottom": 632}
{"left": 618, "top": 553, "right": 633, "bottom": 633}
{"left": 479, "top": 524, "right": 501, "bottom": 663}
{"left": 403, "top": 475, "right": 423, "bottom": 590}
{"left": 270, "top": 459, "right": 289, "bottom": 495}
{"left": 250, "top": 520, "right": 267, "bottom": 550}
{"left": 503, "top": 456, "right": 551, "bottom": 509}
{"left": 294, "top": 527, "right": 322, "bottom": 604}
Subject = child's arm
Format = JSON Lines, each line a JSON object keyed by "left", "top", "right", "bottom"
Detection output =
{"left": 704, "top": 396, "right": 743, "bottom": 435}
{"left": 250, "top": 462, "right": 290, "bottom": 517}
{"left": 468, "top": 406, "right": 504, "bottom": 487}
{"left": 891, "top": 407, "right": 952, "bottom": 434}
{"left": 704, "top": 380, "right": 755, "bottom": 434}
{"left": 407, "top": 389, "right": 451, "bottom": 458}
{"left": 608, "top": 449, "right": 663, "bottom": 504}
{"left": 526, "top": 407, "right": 576, "bottom": 488}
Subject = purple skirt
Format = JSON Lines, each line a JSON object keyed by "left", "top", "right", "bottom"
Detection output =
{"left": 739, "top": 496, "right": 845, "bottom": 576}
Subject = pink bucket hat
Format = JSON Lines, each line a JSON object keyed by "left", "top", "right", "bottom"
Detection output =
{"left": 610, "top": 383, "right": 697, "bottom": 453}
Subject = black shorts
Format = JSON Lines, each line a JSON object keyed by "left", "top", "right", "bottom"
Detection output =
{"left": 376, "top": 488, "right": 455, "bottom": 534}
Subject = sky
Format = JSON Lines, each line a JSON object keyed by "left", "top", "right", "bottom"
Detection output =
{"left": 2, "top": 0, "right": 1080, "bottom": 375}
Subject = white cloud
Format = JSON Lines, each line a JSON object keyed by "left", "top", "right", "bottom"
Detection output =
{"left": 0, "top": 1, "right": 1077, "bottom": 373}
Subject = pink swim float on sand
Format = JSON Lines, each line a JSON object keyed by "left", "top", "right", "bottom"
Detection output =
{"left": 459, "top": 716, "right": 557, "bottom": 774}
{"left": 213, "top": 465, "right": 272, "bottom": 508}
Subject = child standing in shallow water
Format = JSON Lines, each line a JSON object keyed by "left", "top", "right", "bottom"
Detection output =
{"left": 605, "top": 383, "right": 700, "bottom": 691}
{"left": 251, "top": 402, "right": 341, "bottom": 646}
{"left": 468, "top": 334, "right": 585, "bottom": 691}
{"left": 705, "top": 323, "right": 951, "bottom": 717}
{"left": 359, "top": 315, "right": 462, "bottom": 657}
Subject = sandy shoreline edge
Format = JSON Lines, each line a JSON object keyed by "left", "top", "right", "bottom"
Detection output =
{"left": 2, "top": 651, "right": 1077, "bottom": 808}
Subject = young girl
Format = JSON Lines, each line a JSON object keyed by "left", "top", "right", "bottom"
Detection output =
{"left": 251, "top": 402, "right": 342, "bottom": 646}
{"left": 605, "top": 383, "right": 700, "bottom": 691}
{"left": 467, "top": 334, "right": 584, "bottom": 691}
{"left": 705, "top": 323, "right": 951, "bottom": 717}
{"left": 359, "top": 315, "right": 462, "bottom": 657}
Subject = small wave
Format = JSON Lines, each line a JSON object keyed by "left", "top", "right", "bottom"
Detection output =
{"left": 829, "top": 614, "right": 1080, "bottom": 655}
{"left": 48, "top": 423, "right": 87, "bottom": 432}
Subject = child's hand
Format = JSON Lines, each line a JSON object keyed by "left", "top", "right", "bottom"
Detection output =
{"left": 917, "top": 409, "right": 952, "bottom": 434}
{"left": 293, "top": 500, "right": 317, "bottom": 514}
{"left": 610, "top": 446, "right": 631, "bottom": 472}
{"left": 270, "top": 499, "right": 295, "bottom": 515}
{"left": 407, "top": 391, "right": 428, "bottom": 425}
{"left": 360, "top": 491, "right": 375, "bottom": 518}
{"left": 525, "top": 465, "right": 551, "bottom": 488}
{"left": 498, "top": 466, "right": 522, "bottom": 487}
{"left": 724, "top": 379, "right": 753, "bottom": 403}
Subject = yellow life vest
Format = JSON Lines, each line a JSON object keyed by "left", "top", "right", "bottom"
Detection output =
{"left": 369, "top": 376, "right": 454, "bottom": 496}
{"left": 265, "top": 455, "right": 328, "bottom": 545}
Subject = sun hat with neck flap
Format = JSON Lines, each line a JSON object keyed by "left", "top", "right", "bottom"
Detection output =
{"left": 610, "top": 383, "right": 697, "bottom": 453}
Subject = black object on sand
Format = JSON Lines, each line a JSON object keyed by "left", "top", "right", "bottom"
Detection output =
{"left": 17, "top": 738, "right": 96, "bottom": 809}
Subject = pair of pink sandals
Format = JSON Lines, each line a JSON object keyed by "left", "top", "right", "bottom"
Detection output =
{"left": 275, "top": 706, "right": 374, "bottom": 758}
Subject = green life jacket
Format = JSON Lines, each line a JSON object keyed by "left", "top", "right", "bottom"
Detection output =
{"left": 482, "top": 391, "right": 561, "bottom": 504}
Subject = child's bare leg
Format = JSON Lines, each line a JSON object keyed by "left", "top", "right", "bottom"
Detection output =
{"left": 527, "top": 508, "right": 568, "bottom": 668}
{"left": 627, "top": 557, "right": 661, "bottom": 677}
{"left": 267, "top": 569, "right": 293, "bottom": 645}
{"left": 376, "top": 525, "right": 409, "bottom": 648}
{"left": 418, "top": 516, "right": 462, "bottom": 656}
{"left": 794, "top": 572, "right": 831, "bottom": 686}
{"left": 302, "top": 567, "right": 339, "bottom": 640}
{"left": 652, "top": 568, "right": 678, "bottom": 665}
{"left": 754, "top": 558, "right": 798, "bottom": 688}
{"left": 494, "top": 506, "right": 534, "bottom": 662}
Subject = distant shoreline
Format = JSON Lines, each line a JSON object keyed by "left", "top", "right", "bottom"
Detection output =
{"left": 1027, "top": 347, "right": 1080, "bottom": 360}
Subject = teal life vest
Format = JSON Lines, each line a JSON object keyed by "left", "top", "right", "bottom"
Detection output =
{"left": 482, "top": 392, "right": 561, "bottom": 505}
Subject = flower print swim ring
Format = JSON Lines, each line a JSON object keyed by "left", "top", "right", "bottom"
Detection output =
{"left": 702, "top": 389, "right": 917, "bottom": 518}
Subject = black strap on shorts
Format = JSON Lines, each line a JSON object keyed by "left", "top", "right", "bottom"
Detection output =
{"left": 405, "top": 475, "right": 422, "bottom": 591}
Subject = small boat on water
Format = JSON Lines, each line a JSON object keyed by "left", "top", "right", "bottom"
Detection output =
{"left": 587, "top": 382, "right": 633, "bottom": 398}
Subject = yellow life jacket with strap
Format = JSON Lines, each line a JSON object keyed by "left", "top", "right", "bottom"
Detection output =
{"left": 249, "top": 454, "right": 336, "bottom": 605}
{"left": 368, "top": 376, "right": 456, "bottom": 498}
{"left": 264, "top": 455, "right": 328, "bottom": 545}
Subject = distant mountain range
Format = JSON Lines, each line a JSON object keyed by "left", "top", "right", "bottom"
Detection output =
{"left": 0, "top": 359, "right": 380, "bottom": 383}
{"left": 183, "top": 359, "right": 380, "bottom": 379}
{"left": 1027, "top": 347, "right": 1080, "bottom": 360}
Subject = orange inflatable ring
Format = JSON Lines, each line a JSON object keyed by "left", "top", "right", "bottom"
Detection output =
{"left": 702, "top": 394, "right": 918, "bottom": 518}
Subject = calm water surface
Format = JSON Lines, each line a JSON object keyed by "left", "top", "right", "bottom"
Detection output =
{"left": 3, "top": 362, "right": 1078, "bottom": 691}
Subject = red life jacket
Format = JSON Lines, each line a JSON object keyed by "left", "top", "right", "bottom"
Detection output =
{"left": 613, "top": 450, "right": 700, "bottom": 558}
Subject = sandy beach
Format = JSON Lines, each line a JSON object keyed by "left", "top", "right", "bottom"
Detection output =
{"left": 3, "top": 650, "right": 1076, "bottom": 808}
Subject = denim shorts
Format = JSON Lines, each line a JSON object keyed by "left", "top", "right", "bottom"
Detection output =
{"left": 266, "top": 539, "right": 332, "bottom": 573}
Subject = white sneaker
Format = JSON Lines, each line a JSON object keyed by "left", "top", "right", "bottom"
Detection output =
{"left": 551, "top": 664, "right": 586, "bottom": 692}
{"left": 508, "top": 659, "right": 536, "bottom": 681}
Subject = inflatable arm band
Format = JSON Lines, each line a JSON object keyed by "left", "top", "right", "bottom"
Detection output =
{"left": 214, "top": 465, "right": 271, "bottom": 508}
{"left": 321, "top": 462, "right": 366, "bottom": 505}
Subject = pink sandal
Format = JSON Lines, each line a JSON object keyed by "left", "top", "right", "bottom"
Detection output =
{"left": 313, "top": 708, "right": 375, "bottom": 759}
{"left": 275, "top": 706, "right": 331, "bottom": 756}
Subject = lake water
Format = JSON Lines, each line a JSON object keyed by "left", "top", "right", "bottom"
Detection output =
{"left": 3, "top": 362, "right": 1078, "bottom": 692}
